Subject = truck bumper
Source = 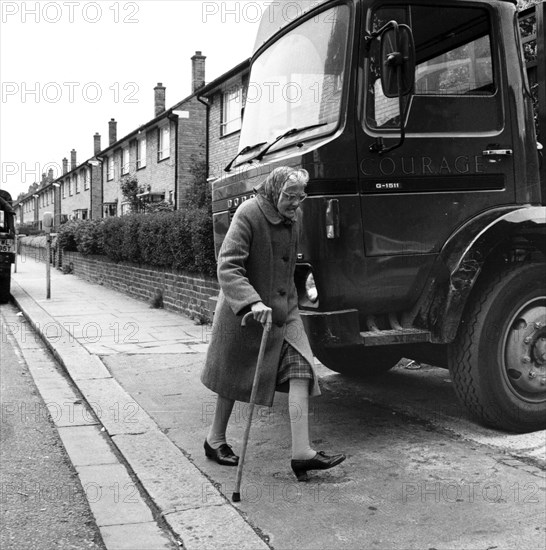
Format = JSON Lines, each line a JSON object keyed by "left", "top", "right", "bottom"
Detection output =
{"left": 300, "top": 309, "right": 363, "bottom": 349}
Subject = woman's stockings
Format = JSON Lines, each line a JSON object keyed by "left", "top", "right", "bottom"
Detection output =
{"left": 289, "top": 379, "right": 316, "bottom": 460}
{"left": 207, "top": 395, "right": 235, "bottom": 449}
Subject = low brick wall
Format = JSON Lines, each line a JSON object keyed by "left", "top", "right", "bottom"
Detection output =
{"left": 18, "top": 243, "right": 219, "bottom": 322}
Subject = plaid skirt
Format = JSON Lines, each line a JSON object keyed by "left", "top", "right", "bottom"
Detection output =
{"left": 276, "top": 340, "right": 314, "bottom": 388}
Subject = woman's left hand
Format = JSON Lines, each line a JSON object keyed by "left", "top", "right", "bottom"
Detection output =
{"left": 251, "top": 301, "right": 272, "bottom": 325}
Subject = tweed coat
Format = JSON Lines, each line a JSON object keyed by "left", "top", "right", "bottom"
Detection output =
{"left": 201, "top": 193, "right": 321, "bottom": 407}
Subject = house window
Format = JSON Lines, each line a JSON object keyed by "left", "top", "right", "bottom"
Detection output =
{"left": 158, "top": 125, "right": 170, "bottom": 161}
{"left": 83, "top": 169, "right": 89, "bottom": 190}
{"left": 103, "top": 203, "right": 117, "bottom": 217}
{"left": 137, "top": 137, "right": 146, "bottom": 169}
{"left": 75, "top": 173, "right": 80, "bottom": 194}
{"left": 69, "top": 178, "right": 73, "bottom": 196}
{"left": 221, "top": 86, "right": 243, "bottom": 136}
{"left": 122, "top": 147, "right": 130, "bottom": 175}
{"left": 169, "top": 190, "right": 174, "bottom": 204}
{"left": 121, "top": 202, "right": 132, "bottom": 215}
{"left": 107, "top": 156, "right": 114, "bottom": 181}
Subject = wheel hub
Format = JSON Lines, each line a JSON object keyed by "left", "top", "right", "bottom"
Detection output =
{"left": 505, "top": 301, "right": 546, "bottom": 397}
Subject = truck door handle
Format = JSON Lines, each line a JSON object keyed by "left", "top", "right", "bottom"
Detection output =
{"left": 482, "top": 149, "right": 513, "bottom": 157}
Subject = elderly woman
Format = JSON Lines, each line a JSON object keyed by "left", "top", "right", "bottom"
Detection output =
{"left": 201, "top": 166, "right": 345, "bottom": 481}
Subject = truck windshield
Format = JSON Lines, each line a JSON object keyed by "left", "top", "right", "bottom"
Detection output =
{"left": 238, "top": 4, "right": 350, "bottom": 162}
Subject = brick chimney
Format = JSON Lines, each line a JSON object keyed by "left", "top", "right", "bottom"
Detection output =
{"left": 62, "top": 158, "right": 68, "bottom": 174}
{"left": 94, "top": 132, "right": 101, "bottom": 155}
{"left": 109, "top": 118, "right": 117, "bottom": 145}
{"left": 154, "top": 83, "right": 166, "bottom": 117}
{"left": 71, "top": 149, "right": 77, "bottom": 170}
{"left": 48, "top": 169, "right": 54, "bottom": 182}
{"left": 41, "top": 173, "right": 47, "bottom": 185}
{"left": 191, "top": 51, "right": 206, "bottom": 93}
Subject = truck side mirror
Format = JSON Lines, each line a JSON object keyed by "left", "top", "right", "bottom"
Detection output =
{"left": 43, "top": 212, "right": 53, "bottom": 233}
{"left": 380, "top": 24, "right": 415, "bottom": 98}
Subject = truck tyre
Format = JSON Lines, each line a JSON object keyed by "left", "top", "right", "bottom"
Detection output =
{"left": 315, "top": 345, "right": 401, "bottom": 377}
{"left": 449, "top": 263, "right": 546, "bottom": 432}
{"left": 0, "top": 268, "right": 11, "bottom": 304}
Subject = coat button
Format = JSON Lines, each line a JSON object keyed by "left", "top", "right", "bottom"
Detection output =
{"left": 282, "top": 256, "right": 289, "bottom": 262}
{"left": 278, "top": 289, "right": 286, "bottom": 296}
{"left": 276, "top": 321, "right": 284, "bottom": 328}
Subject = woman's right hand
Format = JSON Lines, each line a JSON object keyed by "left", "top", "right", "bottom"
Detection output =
{"left": 251, "top": 301, "right": 272, "bottom": 325}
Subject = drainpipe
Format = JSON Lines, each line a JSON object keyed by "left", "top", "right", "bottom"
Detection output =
{"left": 168, "top": 113, "right": 179, "bottom": 210}
{"left": 197, "top": 95, "right": 210, "bottom": 180}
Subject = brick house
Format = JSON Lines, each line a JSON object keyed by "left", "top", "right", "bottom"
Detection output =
{"left": 98, "top": 52, "right": 207, "bottom": 215}
{"left": 56, "top": 146, "right": 102, "bottom": 224}
{"left": 198, "top": 59, "right": 250, "bottom": 180}
{"left": 16, "top": 143, "right": 102, "bottom": 231}
{"left": 14, "top": 51, "right": 207, "bottom": 225}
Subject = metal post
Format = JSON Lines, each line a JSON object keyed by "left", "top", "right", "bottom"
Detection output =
{"left": 46, "top": 234, "right": 51, "bottom": 299}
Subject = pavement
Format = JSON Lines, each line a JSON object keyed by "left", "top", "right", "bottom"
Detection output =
{"left": 6, "top": 255, "right": 270, "bottom": 550}
{"left": 4, "top": 255, "right": 546, "bottom": 550}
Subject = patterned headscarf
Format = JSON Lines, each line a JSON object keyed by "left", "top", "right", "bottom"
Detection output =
{"left": 256, "top": 167, "right": 309, "bottom": 208}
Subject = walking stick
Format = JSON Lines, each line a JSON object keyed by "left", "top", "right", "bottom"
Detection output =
{"left": 232, "top": 311, "right": 272, "bottom": 502}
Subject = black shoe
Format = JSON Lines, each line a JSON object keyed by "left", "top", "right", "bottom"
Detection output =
{"left": 291, "top": 451, "right": 346, "bottom": 481}
{"left": 204, "top": 439, "right": 239, "bottom": 466}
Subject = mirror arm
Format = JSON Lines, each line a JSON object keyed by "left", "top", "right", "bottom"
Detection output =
{"left": 371, "top": 68, "right": 407, "bottom": 155}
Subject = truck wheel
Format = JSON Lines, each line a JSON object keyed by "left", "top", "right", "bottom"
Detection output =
{"left": 315, "top": 345, "right": 401, "bottom": 376}
{"left": 0, "top": 269, "right": 11, "bottom": 304}
{"left": 449, "top": 263, "right": 546, "bottom": 432}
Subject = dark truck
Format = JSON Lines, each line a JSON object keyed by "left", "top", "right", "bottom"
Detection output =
{"left": 211, "top": 0, "right": 546, "bottom": 432}
{"left": 0, "top": 190, "right": 16, "bottom": 304}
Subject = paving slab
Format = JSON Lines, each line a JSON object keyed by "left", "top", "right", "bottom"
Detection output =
{"left": 75, "top": 463, "right": 155, "bottom": 527}
{"left": 164, "top": 505, "right": 270, "bottom": 550}
{"left": 75, "top": 377, "right": 159, "bottom": 436}
{"left": 112, "top": 431, "right": 225, "bottom": 513}
{"left": 99, "top": 522, "right": 174, "bottom": 550}
{"left": 57, "top": 425, "right": 120, "bottom": 467}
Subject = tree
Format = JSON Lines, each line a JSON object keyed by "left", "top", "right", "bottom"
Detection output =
{"left": 120, "top": 176, "right": 144, "bottom": 214}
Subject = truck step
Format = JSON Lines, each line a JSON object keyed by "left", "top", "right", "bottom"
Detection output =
{"left": 360, "top": 328, "right": 431, "bottom": 346}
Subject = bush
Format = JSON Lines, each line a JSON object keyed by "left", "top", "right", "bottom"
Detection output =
{"left": 75, "top": 219, "right": 104, "bottom": 255}
{"left": 102, "top": 217, "right": 125, "bottom": 262}
{"left": 56, "top": 210, "right": 217, "bottom": 277}
{"left": 57, "top": 220, "right": 81, "bottom": 251}
{"left": 188, "top": 206, "right": 216, "bottom": 277}
{"left": 121, "top": 215, "right": 142, "bottom": 264}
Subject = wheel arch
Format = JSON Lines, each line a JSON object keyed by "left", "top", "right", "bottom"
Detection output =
{"left": 416, "top": 206, "right": 546, "bottom": 343}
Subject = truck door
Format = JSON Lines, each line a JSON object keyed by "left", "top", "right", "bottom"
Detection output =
{"left": 357, "top": 2, "right": 515, "bottom": 310}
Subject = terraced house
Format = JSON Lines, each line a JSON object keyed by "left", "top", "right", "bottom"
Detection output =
{"left": 14, "top": 52, "right": 207, "bottom": 228}
{"left": 99, "top": 52, "right": 207, "bottom": 215}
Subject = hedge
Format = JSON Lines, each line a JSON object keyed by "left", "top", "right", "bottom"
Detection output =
{"left": 56, "top": 208, "right": 217, "bottom": 277}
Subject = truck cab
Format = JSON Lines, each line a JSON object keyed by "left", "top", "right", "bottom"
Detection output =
{"left": 0, "top": 190, "right": 16, "bottom": 304}
{"left": 212, "top": 0, "right": 546, "bottom": 432}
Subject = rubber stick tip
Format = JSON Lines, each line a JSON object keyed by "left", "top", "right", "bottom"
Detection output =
{"left": 232, "top": 492, "right": 241, "bottom": 502}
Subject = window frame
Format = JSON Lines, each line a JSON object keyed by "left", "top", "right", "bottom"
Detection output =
{"left": 122, "top": 147, "right": 130, "bottom": 175}
{"left": 158, "top": 125, "right": 170, "bottom": 162}
{"left": 107, "top": 156, "right": 114, "bottom": 181}
{"left": 137, "top": 136, "right": 147, "bottom": 169}
{"left": 364, "top": 2, "right": 500, "bottom": 136}
{"left": 221, "top": 85, "right": 243, "bottom": 137}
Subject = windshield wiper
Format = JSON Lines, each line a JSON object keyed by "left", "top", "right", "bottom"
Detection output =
{"left": 224, "top": 142, "right": 267, "bottom": 172}
{"left": 255, "top": 123, "right": 328, "bottom": 162}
